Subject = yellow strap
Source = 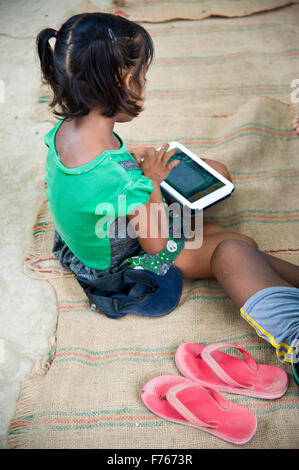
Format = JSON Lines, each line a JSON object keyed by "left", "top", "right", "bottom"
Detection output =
{"left": 240, "top": 308, "right": 294, "bottom": 363}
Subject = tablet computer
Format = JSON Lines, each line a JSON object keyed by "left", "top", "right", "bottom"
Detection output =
{"left": 160, "top": 141, "right": 235, "bottom": 211}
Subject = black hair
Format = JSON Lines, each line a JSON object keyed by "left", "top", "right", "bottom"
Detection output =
{"left": 36, "top": 12, "right": 154, "bottom": 120}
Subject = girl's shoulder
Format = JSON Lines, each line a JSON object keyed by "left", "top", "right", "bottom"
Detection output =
{"left": 55, "top": 120, "right": 124, "bottom": 169}
{"left": 45, "top": 120, "right": 129, "bottom": 175}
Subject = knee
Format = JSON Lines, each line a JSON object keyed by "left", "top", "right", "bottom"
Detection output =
{"left": 211, "top": 239, "right": 232, "bottom": 275}
{"left": 211, "top": 238, "right": 256, "bottom": 277}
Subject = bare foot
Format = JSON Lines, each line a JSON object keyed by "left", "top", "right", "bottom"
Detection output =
{"left": 292, "top": 115, "right": 299, "bottom": 135}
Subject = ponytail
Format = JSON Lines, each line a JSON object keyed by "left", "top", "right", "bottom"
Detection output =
{"left": 36, "top": 28, "right": 58, "bottom": 92}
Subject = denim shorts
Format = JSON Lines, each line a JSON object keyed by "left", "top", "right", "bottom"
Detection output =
{"left": 240, "top": 286, "right": 299, "bottom": 364}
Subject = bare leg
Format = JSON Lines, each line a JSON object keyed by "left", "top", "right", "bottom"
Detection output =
{"left": 262, "top": 252, "right": 299, "bottom": 288}
{"left": 173, "top": 224, "right": 257, "bottom": 279}
{"left": 211, "top": 239, "right": 299, "bottom": 308}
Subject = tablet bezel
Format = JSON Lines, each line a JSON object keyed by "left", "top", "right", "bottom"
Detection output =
{"left": 160, "top": 141, "right": 235, "bottom": 211}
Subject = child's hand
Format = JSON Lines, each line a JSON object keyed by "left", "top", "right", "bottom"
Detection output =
{"left": 130, "top": 144, "right": 180, "bottom": 183}
{"left": 202, "top": 158, "right": 232, "bottom": 182}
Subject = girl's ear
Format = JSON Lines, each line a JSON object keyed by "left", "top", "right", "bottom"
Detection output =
{"left": 124, "top": 71, "right": 133, "bottom": 90}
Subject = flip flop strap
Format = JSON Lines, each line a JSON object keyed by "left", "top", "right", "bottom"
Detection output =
{"left": 166, "top": 382, "right": 228, "bottom": 429}
{"left": 201, "top": 342, "right": 258, "bottom": 389}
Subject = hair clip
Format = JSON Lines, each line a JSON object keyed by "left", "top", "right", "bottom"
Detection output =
{"left": 54, "top": 30, "right": 59, "bottom": 37}
{"left": 107, "top": 27, "right": 116, "bottom": 43}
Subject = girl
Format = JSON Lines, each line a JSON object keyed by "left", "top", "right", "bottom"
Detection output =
{"left": 36, "top": 12, "right": 256, "bottom": 292}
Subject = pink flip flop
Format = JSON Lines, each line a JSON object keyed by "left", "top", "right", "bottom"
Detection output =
{"left": 175, "top": 342, "right": 288, "bottom": 399}
{"left": 141, "top": 375, "right": 257, "bottom": 445}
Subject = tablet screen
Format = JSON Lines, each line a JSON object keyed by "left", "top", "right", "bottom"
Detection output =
{"left": 165, "top": 149, "right": 225, "bottom": 203}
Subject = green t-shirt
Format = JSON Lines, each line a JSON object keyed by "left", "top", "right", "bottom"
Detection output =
{"left": 44, "top": 119, "right": 154, "bottom": 270}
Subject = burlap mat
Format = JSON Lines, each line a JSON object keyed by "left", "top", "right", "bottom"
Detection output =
{"left": 11, "top": 0, "right": 299, "bottom": 449}
{"left": 8, "top": 93, "right": 299, "bottom": 448}
{"left": 81, "top": 0, "right": 299, "bottom": 23}
{"left": 33, "top": 3, "right": 299, "bottom": 123}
